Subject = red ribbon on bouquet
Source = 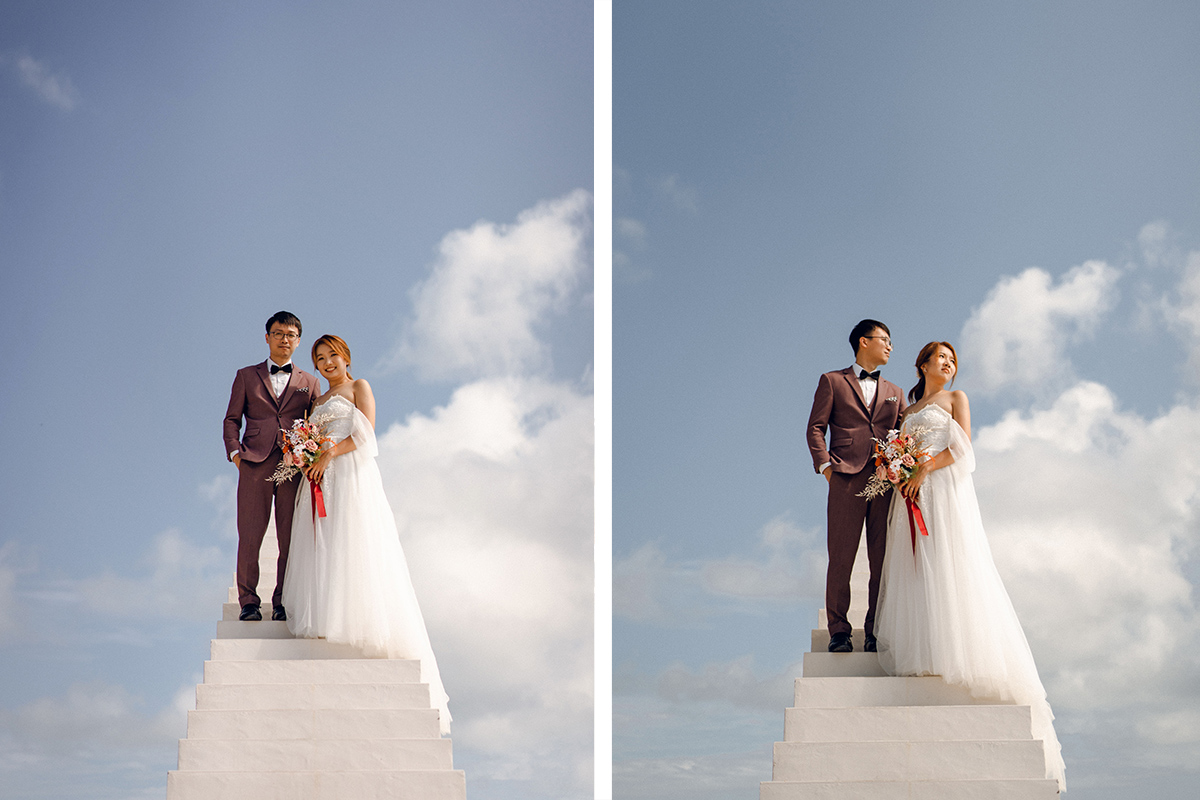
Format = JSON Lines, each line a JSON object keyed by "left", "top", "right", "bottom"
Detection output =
{"left": 905, "top": 497, "right": 928, "bottom": 553}
{"left": 309, "top": 478, "right": 327, "bottom": 521}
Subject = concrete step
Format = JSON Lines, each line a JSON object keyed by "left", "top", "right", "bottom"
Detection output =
{"left": 186, "top": 709, "right": 440, "bottom": 741}
{"left": 210, "top": 638, "right": 368, "bottom": 661}
{"left": 166, "top": 768, "right": 466, "bottom": 800}
{"left": 771, "top": 739, "right": 1047, "bottom": 782}
{"left": 216, "top": 620, "right": 296, "bottom": 640}
{"left": 783, "top": 705, "right": 1033, "bottom": 742}
{"left": 811, "top": 628, "right": 867, "bottom": 652}
{"left": 760, "top": 779, "right": 1060, "bottom": 799}
{"left": 818, "top": 607, "right": 867, "bottom": 629}
{"left": 794, "top": 676, "right": 1002, "bottom": 708}
{"left": 802, "top": 652, "right": 888, "bottom": 678}
{"left": 222, "top": 602, "right": 282, "bottom": 621}
{"left": 196, "top": 682, "right": 430, "bottom": 711}
{"left": 177, "top": 738, "right": 452, "bottom": 771}
{"left": 203, "top": 659, "right": 421, "bottom": 685}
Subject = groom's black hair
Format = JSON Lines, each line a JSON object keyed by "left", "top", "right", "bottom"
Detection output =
{"left": 266, "top": 311, "right": 302, "bottom": 336}
{"left": 849, "top": 319, "right": 889, "bottom": 354}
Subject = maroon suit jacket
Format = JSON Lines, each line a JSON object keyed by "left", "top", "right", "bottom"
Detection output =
{"left": 807, "top": 367, "right": 908, "bottom": 475}
{"left": 223, "top": 362, "right": 321, "bottom": 464}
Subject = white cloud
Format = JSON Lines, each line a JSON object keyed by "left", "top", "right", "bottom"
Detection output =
{"left": 613, "top": 516, "right": 824, "bottom": 626}
{"left": 75, "top": 529, "right": 231, "bottom": 622}
{"left": 0, "top": 542, "right": 21, "bottom": 636}
{"left": 973, "top": 383, "right": 1200, "bottom": 713}
{"left": 390, "top": 189, "right": 592, "bottom": 381}
{"left": 375, "top": 376, "right": 593, "bottom": 796}
{"left": 654, "top": 174, "right": 699, "bottom": 213}
{"left": 702, "top": 515, "right": 825, "bottom": 600}
{"left": 1137, "top": 220, "right": 1186, "bottom": 270}
{"left": 373, "top": 190, "right": 594, "bottom": 796}
{"left": 959, "top": 260, "right": 1120, "bottom": 394}
{"left": 4, "top": 52, "right": 78, "bottom": 111}
{"left": 614, "top": 216, "right": 652, "bottom": 285}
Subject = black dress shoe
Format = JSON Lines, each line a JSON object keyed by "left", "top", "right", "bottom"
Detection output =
{"left": 864, "top": 634, "right": 878, "bottom": 652}
{"left": 828, "top": 632, "right": 853, "bottom": 653}
{"left": 272, "top": 605, "right": 287, "bottom": 621}
{"left": 239, "top": 603, "right": 262, "bottom": 621}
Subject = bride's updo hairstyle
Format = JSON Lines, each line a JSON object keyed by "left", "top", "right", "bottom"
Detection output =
{"left": 909, "top": 341, "right": 958, "bottom": 403}
{"left": 311, "top": 334, "right": 354, "bottom": 379}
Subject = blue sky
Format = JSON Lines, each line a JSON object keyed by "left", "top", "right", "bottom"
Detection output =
{"left": 0, "top": 3, "right": 592, "bottom": 799}
{"left": 614, "top": 2, "right": 1200, "bottom": 798}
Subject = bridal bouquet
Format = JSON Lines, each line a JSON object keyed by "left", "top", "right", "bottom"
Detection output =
{"left": 858, "top": 427, "right": 930, "bottom": 500}
{"left": 269, "top": 413, "right": 336, "bottom": 519}
{"left": 858, "top": 426, "right": 932, "bottom": 552}
{"left": 267, "top": 414, "right": 335, "bottom": 485}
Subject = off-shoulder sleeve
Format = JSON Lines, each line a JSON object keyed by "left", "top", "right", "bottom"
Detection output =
{"left": 945, "top": 415, "right": 975, "bottom": 475}
{"left": 348, "top": 405, "right": 379, "bottom": 459}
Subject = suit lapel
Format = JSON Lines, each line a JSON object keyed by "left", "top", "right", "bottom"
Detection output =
{"left": 256, "top": 362, "right": 280, "bottom": 408}
{"left": 842, "top": 368, "right": 869, "bottom": 415}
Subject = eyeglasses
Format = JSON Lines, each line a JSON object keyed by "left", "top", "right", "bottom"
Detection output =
{"left": 864, "top": 336, "right": 891, "bottom": 346}
{"left": 269, "top": 332, "right": 300, "bottom": 342}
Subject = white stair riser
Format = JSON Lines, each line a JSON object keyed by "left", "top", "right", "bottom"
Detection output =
{"left": 802, "top": 652, "right": 888, "bottom": 678}
{"left": 197, "top": 683, "right": 430, "bottom": 711}
{"left": 186, "top": 709, "right": 439, "bottom": 740}
{"left": 784, "top": 705, "right": 1033, "bottom": 742}
{"left": 793, "top": 677, "right": 998, "bottom": 708}
{"left": 210, "top": 638, "right": 369, "bottom": 661}
{"left": 204, "top": 659, "right": 421, "bottom": 685}
{"left": 760, "top": 779, "right": 1060, "bottom": 800}
{"left": 216, "top": 620, "right": 297, "bottom": 640}
{"left": 177, "top": 738, "right": 452, "bottom": 771}
{"left": 167, "top": 768, "right": 465, "bottom": 800}
{"left": 772, "top": 740, "right": 1047, "bottom": 782}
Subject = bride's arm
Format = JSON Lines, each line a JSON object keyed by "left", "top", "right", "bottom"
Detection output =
{"left": 950, "top": 390, "right": 971, "bottom": 439}
{"left": 352, "top": 379, "right": 376, "bottom": 428}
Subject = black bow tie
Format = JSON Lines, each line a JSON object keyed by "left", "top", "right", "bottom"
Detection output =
{"left": 270, "top": 363, "right": 293, "bottom": 374}
{"left": 859, "top": 369, "right": 880, "bottom": 380}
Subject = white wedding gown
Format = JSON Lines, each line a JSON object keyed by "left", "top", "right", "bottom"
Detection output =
{"left": 282, "top": 394, "right": 451, "bottom": 736}
{"left": 875, "top": 404, "right": 1065, "bottom": 791}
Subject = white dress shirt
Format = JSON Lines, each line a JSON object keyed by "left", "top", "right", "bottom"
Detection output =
{"left": 267, "top": 358, "right": 294, "bottom": 398}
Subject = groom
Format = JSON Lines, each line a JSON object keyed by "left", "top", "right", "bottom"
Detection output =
{"left": 223, "top": 311, "right": 321, "bottom": 622}
{"left": 807, "top": 319, "right": 906, "bottom": 653}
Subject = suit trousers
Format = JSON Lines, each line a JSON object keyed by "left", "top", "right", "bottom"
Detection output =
{"left": 825, "top": 465, "right": 890, "bottom": 638}
{"left": 235, "top": 447, "right": 300, "bottom": 607}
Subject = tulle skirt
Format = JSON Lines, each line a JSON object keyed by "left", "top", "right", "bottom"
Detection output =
{"left": 875, "top": 462, "right": 1065, "bottom": 791}
{"left": 283, "top": 448, "right": 451, "bottom": 735}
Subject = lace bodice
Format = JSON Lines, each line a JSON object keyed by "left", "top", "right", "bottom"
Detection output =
{"left": 312, "top": 394, "right": 355, "bottom": 444}
{"left": 903, "top": 403, "right": 953, "bottom": 453}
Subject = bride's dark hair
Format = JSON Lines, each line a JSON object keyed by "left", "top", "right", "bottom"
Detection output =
{"left": 311, "top": 334, "right": 354, "bottom": 379}
{"left": 909, "top": 341, "right": 958, "bottom": 403}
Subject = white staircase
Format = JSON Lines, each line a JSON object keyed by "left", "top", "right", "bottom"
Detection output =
{"left": 760, "top": 537, "right": 1058, "bottom": 799}
{"left": 167, "top": 528, "right": 464, "bottom": 799}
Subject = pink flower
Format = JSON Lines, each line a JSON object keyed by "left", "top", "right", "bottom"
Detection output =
{"left": 901, "top": 453, "right": 916, "bottom": 467}
{"left": 305, "top": 440, "right": 320, "bottom": 452}
{"left": 875, "top": 465, "right": 887, "bottom": 481}
{"left": 887, "top": 466, "right": 901, "bottom": 484}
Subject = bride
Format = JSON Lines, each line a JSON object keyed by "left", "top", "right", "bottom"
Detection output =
{"left": 282, "top": 334, "right": 451, "bottom": 736}
{"left": 874, "top": 341, "right": 1065, "bottom": 791}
